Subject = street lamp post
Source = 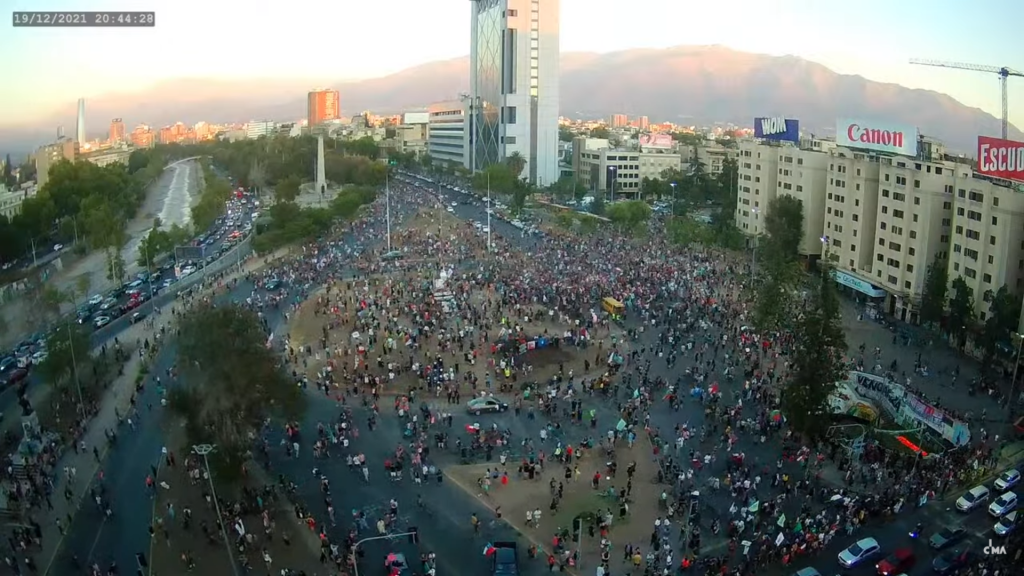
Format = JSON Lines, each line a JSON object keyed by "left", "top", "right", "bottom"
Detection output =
{"left": 351, "top": 531, "right": 419, "bottom": 576}
{"left": 750, "top": 208, "right": 761, "bottom": 269}
{"left": 66, "top": 322, "right": 85, "bottom": 410}
{"left": 1008, "top": 333, "right": 1024, "bottom": 409}
{"left": 191, "top": 444, "right": 240, "bottom": 576}
{"left": 608, "top": 166, "right": 617, "bottom": 202}
{"left": 670, "top": 182, "right": 677, "bottom": 215}
{"left": 486, "top": 173, "right": 492, "bottom": 252}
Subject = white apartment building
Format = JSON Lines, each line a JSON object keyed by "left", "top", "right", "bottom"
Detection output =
{"left": 819, "top": 138, "right": 1022, "bottom": 322}
{"left": 245, "top": 121, "right": 276, "bottom": 140}
{"left": 685, "top": 143, "right": 738, "bottom": 176}
{"left": 734, "top": 140, "right": 830, "bottom": 256}
{"left": 427, "top": 101, "right": 470, "bottom": 169}
{"left": 574, "top": 147, "right": 682, "bottom": 197}
{"left": 948, "top": 176, "right": 1024, "bottom": 320}
{"left": 469, "top": 0, "right": 560, "bottom": 186}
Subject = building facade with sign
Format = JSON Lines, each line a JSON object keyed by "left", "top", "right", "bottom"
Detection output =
{"left": 821, "top": 135, "right": 1024, "bottom": 322}
{"left": 734, "top": 139, "right": 832, "bottom": 256}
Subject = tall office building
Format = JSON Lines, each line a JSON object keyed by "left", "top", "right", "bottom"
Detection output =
{"left": 308, "top": 89, "right": 341, "bottom": 128}
{"left": 109, "top": 118, "right": 126, "bottom": 142}
{"left": 469, "top": 0, "right": 560, "bottom": 186}
{"left": 76, "top": 98, "right": 86, "bottom": 143}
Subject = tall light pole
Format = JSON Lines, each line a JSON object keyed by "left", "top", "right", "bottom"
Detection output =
{"left": 486, "top": 172, "right": 492, "bottom": 252}
{"left": 351, "top": 531, "right": 419, "bottom": 576}
{"left": 750, "top": 207, "right": 761, "bottom": 269}
{"left": 66, "top": 322, "right": 85, "bottom": 410}
{"left": 385, "top": 173, "right": 393, "bottom": 253}
{"left": 1008, "top": 333, "right": 1024, "bottom": 409}
{"left": 670, "top": 182, "right": 677, "bottom": 215}
{"left": 191, "top": 444, "right": 240, "bottom": 576}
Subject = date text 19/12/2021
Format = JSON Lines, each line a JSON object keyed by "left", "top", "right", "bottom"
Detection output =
{"left": 12, "top": 11, "right": 156, "bottom": 27}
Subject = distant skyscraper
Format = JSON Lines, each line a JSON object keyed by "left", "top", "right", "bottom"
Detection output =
{"left": 308, "top": 89, "right": 340, "bottom": 128}
{"left": 76, "top": 98, "right": 86, "bottom": 143}
{"left": 57, "top": 125, "right": 65, "bottom": 139}
{"left": 469, "top": 0, "right": 560, "bottom": 186}
{"left": 109, "top": 118, "right": 126, "bottom": 143}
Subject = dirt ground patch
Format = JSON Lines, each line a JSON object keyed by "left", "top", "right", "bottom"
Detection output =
{"left": 445, "top": 434, "right": 663, "bottom": 570}
{"left": 283, "top": 270, "right": 611, "bottom": 401}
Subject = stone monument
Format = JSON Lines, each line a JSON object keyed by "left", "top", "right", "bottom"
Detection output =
{"left": 315, "top": 134, "right": 327, "bottom": 197}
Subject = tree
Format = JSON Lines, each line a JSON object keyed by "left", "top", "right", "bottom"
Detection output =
{"left": 640, "top": 177, "right": 670, "bottom": 201}
{"left": 276, "top": 175, "right": 302, "bottom": 203}
{"left": 2, "top": 153, "right": 13, "bottom": 187}
{"left": 590, "top": 193, "right": 606, "bottom": 216}
{"left": 105, "top": 248, "right": 127, "bottom": 284}
{"left": 947, "top": 276, "right": 975, "bottom": 348}
{"left": 980, "top": 285, "right": 1021, "bottom": 361}
{"left": 919, "top": 255, "right": 949, "bottom": 327}
{"left": 471, "top": 163, "right": 517, "bottom": 195}
{"left": 752, "top": 195, "right": 805, "bottom": 332}
{"left": 169, "top": 304, "right": 305, "bottom": 483}
{"left": 506, "top": 152, "right": 527, "bottom": 181}
{"left": 782, "top": 261, "right": 848, "bottom": 440}
{"left": 762, "top": 196, "right": 804, "bottom": 266}
{"left": 36, "top": 322, "right": 92, "bottom": 397}
{"left": 558, "top": 126, "right": 575, "bottom": 142}
{"left": 606, "top": 200, "right": 651, "bottom": 234}
{"left": 589, "top": 126, "right": 611, "bottom": 139}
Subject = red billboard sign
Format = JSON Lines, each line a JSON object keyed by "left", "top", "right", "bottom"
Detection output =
{"left": 977, "top": 136, "right": 1024, "bottom": 183}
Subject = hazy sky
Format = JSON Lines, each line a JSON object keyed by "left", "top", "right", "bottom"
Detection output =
{"left": 5, "top": 0, "right": 1022, "bottom": 129}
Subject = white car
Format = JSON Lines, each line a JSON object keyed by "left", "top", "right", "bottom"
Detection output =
{"left": 446, "top": 207, "right": 455, "bottom": 213}
{"left": 988, "top": 492, "right": 1018, "bottom": 517}
{"left": 93, "top": 315, "right": 112, "bottom": 329}
{"left": 956, "top": 485, "right": 991, "bottom": 512}
{"left": 994, "top": 510, "right": 1017, "bottom": 536}
{"left": 88, "top": 294, "right": 103, "bottom": 306}
{"left": 837, "top": 537, "right": 880, "bottom": 568}
{"left": 53, "top": 243, "right": 64, "bottom": 251}
{"left": 995, "top": 469, "right": 1021, "bottom": 491}
{"left": 31, "top": 350, "right": 48, "bottom": 364}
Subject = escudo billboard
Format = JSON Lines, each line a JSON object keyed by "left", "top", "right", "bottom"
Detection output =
{"left": 977, "top": 136, "right": 1024, "bottom": 183}
{"left": 836, "top": 118, "right": 918, "bottom": 156}
{"left": 753, "top": 117, "right": 800, "bottom": 143}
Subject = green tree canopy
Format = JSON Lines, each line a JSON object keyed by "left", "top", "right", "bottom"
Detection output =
{"left": 606, "top": 200, "right": 651, "bottom": 234}
{"left": 169, "top": 304, "right": 306, "bottom": 483}
{"left": 275, "top": 175, "right": 302, "bottom": 203}
{"left": 782, "top": 262, "right": 847, "bottom": 440}
{"left": 947, "top": 276, "right": 975, "bottom": 348}
{"left": 761, "top": 195, "right": 804, "bottom": 266}
{"left": 36, "top": 322, "right": 92, "bottom": 396}
{"left": 919, "top": 255, "right": 949, "bottom": 326}
{"left": 471, "top": 163, "right": 518, "bottom": 195}
{"left": 589, "top": 126, "right": 611, "bottom": 139}
{"left": 980, "top": 285, "right": 1021, "bottom": 361}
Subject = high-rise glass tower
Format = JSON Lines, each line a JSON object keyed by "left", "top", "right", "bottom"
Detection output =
{"left": 469, "top": 0, "right": 559, "bottom": 186}
{"left": 76, "top": 98, "right": 86, "bottom": 143}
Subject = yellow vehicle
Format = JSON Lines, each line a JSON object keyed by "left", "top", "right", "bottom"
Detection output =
{"left": 602, "top": 297, "right": 625, "bottom": 318}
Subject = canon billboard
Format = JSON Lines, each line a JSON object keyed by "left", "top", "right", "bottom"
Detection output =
{"left": 836, "top": 118, "right": 918, "bottom": 156}
{"left": 977, "top": 136, "right": 1024, "bottom": 183}
{"left": 753, "top": 117, "right": 800, "bottom": 143}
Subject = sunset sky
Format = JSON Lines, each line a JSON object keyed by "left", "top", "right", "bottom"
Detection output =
{"left": 4, "top": 0, "right": 1022, "bottom": 129}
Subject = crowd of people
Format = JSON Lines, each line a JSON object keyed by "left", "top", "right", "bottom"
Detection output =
{"left": 6, "top": 172, "right": 1017, "bottom": 576}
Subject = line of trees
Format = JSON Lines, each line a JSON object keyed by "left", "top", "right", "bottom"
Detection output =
{"left": 918, "top": 254, "right": 1021, "bottom": 364}
{"left": 752, "top": 195, "right": 848, "bottom": 440}
{"left": 0, "top": 148, "right": 168, "bottom": 266}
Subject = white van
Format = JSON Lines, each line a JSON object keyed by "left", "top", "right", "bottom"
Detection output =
{"left": 956, "top": 485, "right": 991, "bottom": 512}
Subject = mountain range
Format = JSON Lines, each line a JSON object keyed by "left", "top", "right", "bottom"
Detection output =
{"left": 4, "top": 45, "right": 1019, "bottom": 156}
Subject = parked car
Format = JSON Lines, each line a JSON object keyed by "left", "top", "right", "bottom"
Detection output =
{"left": 929, "top": 526, "right": 967, "bottom": 550}
{"left": 93, "top": 315, "right": 112, "bottom": 329}
{"left": 932, "top": 548, "right": 977, "bottom": 574}
{"left": 875, "top": 547, "right": 914, "bottom": 575}
{"left": 466, "top": 397, "right": 509, "bottom": 415}
{"left": 988, "top": 492, "right": 1018, "bottom": 517}
{"left": 995, "top": 469, "right": 1021, "bottom": 491}
{"left": 838, "top": 537, "right": 880, "bottom": 568}
{"left": 956, "top": 485, "right": 991, "bottom": 512}
{"left": 994, "top": 510, "right": 1018, "bottom": 536}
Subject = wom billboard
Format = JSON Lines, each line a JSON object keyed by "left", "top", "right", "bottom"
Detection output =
{"left": 753, "top": 117, "right": 800, "bottom": 143}
{"left": 837, "top": 118, "right": 918, "bottom": 156}
{"left": 977, "top": 136, "right": 1024, "bottom": 183}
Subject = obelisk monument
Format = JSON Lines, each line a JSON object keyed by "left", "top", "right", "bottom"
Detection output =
{"left": 315, "top": 134, "right": 327, "bottom": 196}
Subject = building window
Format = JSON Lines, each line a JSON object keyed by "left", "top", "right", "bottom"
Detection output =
{"left": 992, "top": 216, "right": 998, "bottom": 225}
{"left": 983, "top": 273, "right": 992, "bottom": 284}
{"left": 506, "top": 9, "right": 518, "bottom": 16}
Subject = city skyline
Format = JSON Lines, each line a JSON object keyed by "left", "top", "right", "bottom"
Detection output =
{"left": 4, "top": 0, "right": 1023, "bottom": 130}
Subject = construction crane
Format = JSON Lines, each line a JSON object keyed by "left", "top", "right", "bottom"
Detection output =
{"left": 910, "top": 59, "right": 1024, "bottom": 139}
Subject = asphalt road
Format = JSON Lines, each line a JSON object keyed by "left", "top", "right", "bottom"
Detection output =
{"left": 50, "top": 177, "right": 1019, "bottom": 576}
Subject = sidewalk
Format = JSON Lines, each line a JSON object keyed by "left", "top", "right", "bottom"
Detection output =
{"left": 30, "top": 321, "right": 159, "bottom": 575}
